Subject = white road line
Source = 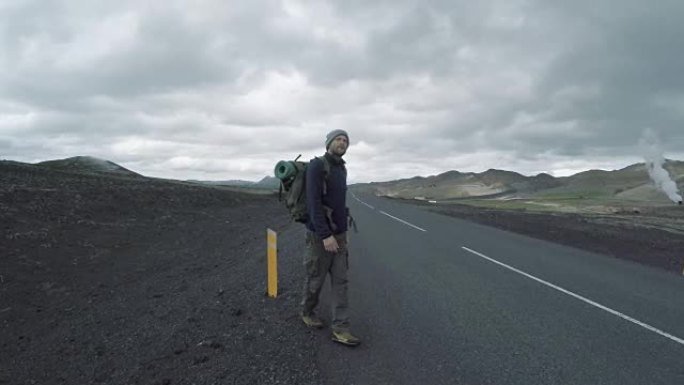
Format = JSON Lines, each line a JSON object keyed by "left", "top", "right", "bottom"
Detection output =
{"left": 350, "top": 193, "right": 375, "bottom": 209}
{"left": 380, "top": 211, "right": 427, "bottom": 232}
{"left": 461, "top": 246, "right": 684, "bottom": 347}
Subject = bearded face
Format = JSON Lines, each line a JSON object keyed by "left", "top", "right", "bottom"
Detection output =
{"left": 328, "top": 135, "right": 348, "bottom": 156}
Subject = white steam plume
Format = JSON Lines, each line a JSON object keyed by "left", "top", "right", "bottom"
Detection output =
{"left": 639, "top": 128, "right": 682, "bottom": 203}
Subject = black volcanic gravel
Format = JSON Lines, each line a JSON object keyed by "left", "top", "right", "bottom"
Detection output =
{"left": 0, "top": 162, "right": 320, "bottom": 385}
{"left": 419, "top": 202, "right": 684, "bottom": 274}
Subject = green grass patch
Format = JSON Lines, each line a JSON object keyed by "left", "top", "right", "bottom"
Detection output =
{"left": 531, "top": 189, "right": 611, "bottom": 200}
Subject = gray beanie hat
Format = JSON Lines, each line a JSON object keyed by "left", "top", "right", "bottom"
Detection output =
{"left": 325, "top": 129, "right": 349, "bottom": 149}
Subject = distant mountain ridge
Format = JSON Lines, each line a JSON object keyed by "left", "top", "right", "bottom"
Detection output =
{"left": 10, "top": 156, "right": 683, "bottom": 202}
{"left": 35, "top": 156, "right": 142, "bottom": 177}
{"left": 3, "top": 156, "right": 281, "bottom": 188}
{"left": 356, "top": 160, "right": 684, "bottom": 204}
{"left": 189, "top": 176, "right": 279, "bottom": 189}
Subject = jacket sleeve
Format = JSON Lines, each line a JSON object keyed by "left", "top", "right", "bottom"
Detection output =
{"left": 306, "top": 158, "right": 332, "bottom": 239}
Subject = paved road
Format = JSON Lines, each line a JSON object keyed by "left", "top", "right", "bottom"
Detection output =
{"left": 312, "top": 192, "right": 684, "bottom": 385}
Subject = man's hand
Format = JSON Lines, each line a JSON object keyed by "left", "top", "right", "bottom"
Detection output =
{"left": 323, "top": 235, "right": 340, "bottom": 253}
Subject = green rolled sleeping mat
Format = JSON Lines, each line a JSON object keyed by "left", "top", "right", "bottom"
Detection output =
{"left": 274, "top": 160, "right": 297, "bottom": 181}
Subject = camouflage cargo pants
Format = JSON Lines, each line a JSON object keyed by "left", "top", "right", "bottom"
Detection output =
{"left": 301, "top": 231, "right": 350, "bottom": 332}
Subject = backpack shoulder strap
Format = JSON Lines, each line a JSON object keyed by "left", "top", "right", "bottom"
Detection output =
{"left": 319, "top": 155, "right": 331, "bottom": 179}
{"left": 314, "top": 155, "right": 331, "bottom": 196}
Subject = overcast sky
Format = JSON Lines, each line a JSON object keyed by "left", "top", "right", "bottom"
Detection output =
{"left": 2, "top": 0, "right": 684, "bottom": 183}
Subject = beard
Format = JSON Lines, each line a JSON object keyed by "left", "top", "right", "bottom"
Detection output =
{"left": 332, "top": 145, "right": 347, "bottom": 156}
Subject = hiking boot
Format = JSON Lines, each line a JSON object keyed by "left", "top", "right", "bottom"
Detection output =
{"left": 331, "top": 330, "right": 361, "bottom": 346}
{"left": 301, "top": 313, "right": 325, "bottom": 329}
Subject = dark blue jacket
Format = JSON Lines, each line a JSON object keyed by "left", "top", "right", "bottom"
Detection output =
{"left": 306, "top": 153, "right": 347, "bottom": 239}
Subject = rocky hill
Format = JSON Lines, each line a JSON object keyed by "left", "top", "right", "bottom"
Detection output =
{"left": 36, "top": 156, "right": 142, "bottom": 177}
{"left": 357, "top": 160, "right": 684, "bottom": 204}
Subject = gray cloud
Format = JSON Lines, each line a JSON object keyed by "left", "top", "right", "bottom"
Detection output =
{"left": 1, "top": 0, "right": 683, "bottom": 182}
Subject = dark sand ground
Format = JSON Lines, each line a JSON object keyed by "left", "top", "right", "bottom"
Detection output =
{"left": 2, "top": 161, "right": 682, "bottom": 384}
{"left": 0, "top": 162, "right": 318, "bottom": 385}
{"left": 418, "top": 201, "right": 684, "bottom": 274}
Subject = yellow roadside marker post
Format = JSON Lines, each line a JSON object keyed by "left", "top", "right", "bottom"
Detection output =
{"left": 267, "top": 228, "right": 278, "bottom": 298}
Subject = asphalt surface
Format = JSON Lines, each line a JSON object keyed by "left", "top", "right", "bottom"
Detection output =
{"left": 311, "top": 192, "right": 684, "bottom": 385}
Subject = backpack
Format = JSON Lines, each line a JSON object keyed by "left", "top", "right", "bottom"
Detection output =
{"left": 274, "top": 155, "right": 330, "bottom": 223}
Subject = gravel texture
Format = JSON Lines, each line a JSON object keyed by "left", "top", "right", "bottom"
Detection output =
{"left": 0, "top": 161, "right": 320, "bottom": 385}
{"left": 4, "top": 160, "right": 682, "bottom": 384}
{"left": 420, "top": 202, "right": 684, "bottom": 274}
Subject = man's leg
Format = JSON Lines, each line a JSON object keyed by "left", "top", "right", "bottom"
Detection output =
{"left": 330, "top": 272, "right": 350, "bottom": 329}
{"left": 329, "top": 233, "right": 350, "bottom": 331}
{"left": 329, "top": 233, "right": 360, "bottom": 346}
{"left": 301, "top": 231, "right": 332, "bottom": 327}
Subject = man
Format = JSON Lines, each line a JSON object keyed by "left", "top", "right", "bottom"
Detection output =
{"left": 300, "top": 129, "right": 361, "bottom": 347}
